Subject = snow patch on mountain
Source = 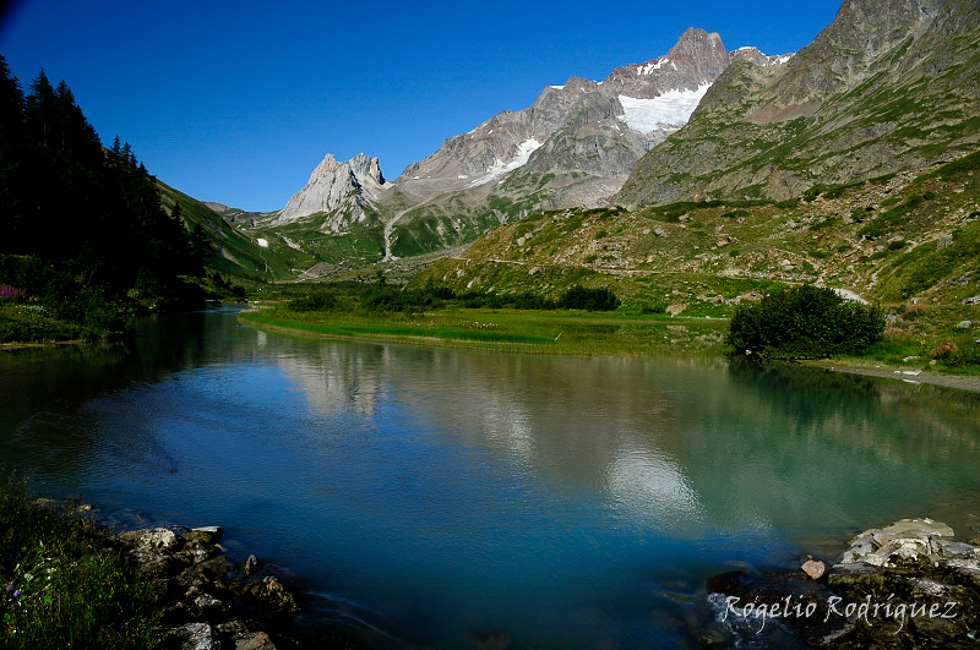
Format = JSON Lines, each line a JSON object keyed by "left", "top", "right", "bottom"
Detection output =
{"left": 637, "top": 58, "right": 671, "bottom": 75}
{"left": 618, "top": 84, "right": 711, "bottom": 134}
{"left": 468, "top": 138, "right": 543, "bottom": 187}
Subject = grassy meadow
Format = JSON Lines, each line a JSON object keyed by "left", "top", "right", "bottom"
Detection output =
{"left": 241, "top": 307, "right": 729, "bottom": 357}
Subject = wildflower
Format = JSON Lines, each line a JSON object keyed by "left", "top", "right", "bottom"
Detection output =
{"left": 12, "top": 590, "right": 19, "bottom": 598}
{"left": 0, "top": 285, "right": 26, "bottom": 299}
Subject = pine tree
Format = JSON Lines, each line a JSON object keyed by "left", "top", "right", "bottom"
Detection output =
{"left": 0, "top": 55, "right": 26, "bottom": 245}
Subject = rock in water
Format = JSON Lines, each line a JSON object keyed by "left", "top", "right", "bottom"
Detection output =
{"left": 801, "top": 559, "right": 825, "bottom": 580}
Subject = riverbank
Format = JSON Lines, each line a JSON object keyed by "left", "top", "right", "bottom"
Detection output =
{"left": 0, "top": 487, "right": 345, "bottom": 650}
{"left": 802, "top": 359, "right": 980, "bottom": 393}
{"left": 242, "top": 307, "right": 980, "bottom": 394}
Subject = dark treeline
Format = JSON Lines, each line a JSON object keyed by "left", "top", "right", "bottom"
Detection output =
{"left": 0, "top": 55, "right": 208, "bottom": 339}
{"left": 286, "top": 281, "right": 621, "bottom": 314}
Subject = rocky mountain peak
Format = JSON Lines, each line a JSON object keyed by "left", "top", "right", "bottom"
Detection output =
{"left": 664, "top": 28, "right": 729, "bottom": 80}
{"left": 274, "top": 152, "right": 388, "bottom": 229}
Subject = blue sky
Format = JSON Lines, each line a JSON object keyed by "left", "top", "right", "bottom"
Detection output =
{"left": 1, "top": 0, "right": 843, "bottom": 212}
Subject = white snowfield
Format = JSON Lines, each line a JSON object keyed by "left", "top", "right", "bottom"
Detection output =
{"left": 636, "top": 57, "right": 676, "bottom": 75}
{"left": 256, "top": 238, "right": 269, "bottom": 248}
{"left": 468, "top": 138, "right": 543, "bottom": 187}
{"left": 618, "top": 84, "right": 712, "bottom": 134}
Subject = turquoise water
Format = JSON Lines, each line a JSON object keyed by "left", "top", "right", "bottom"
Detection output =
{"left": 2, "top": 307, "right": 980, "bottom": 647}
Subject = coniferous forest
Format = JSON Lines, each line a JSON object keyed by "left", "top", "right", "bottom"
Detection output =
{"left": 0, "top": 54, "right": 216, "bottom": 342}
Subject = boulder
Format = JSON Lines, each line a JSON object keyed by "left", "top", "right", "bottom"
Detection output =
{"left": 801, "top": 559, "right": 825, "bottom": 580}
{"left": 176, "top": 538, "right": 219, "bottom": 565}
{"left": 838, "top": 518, "right": 954, "bottom": 567}
{"left": 234, "top": 631, "right": 277, "bottom": 650}
{"left": 128, "top": 549, "right": 176, "bottom": 578}
{"left": 117, "top": 526, "right": 180, "bottom": 553}
{"left": 161, "top": 622, "right": 215, "bottom": 650}
{"left": 242, "top": 554, "right": 261, "bottom": 576}
{"left": 185, "top": 526, "right": 223, "bottom": 544}
{"left": 246, "top": 576, "right": 299, "bottom": 614}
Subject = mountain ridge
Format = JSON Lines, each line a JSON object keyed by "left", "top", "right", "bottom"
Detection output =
{"left": 617, "top": 0, "right": 980, "bottom": 206}
{"left": 237, "top": 28, "right": 790, "bottom": 268}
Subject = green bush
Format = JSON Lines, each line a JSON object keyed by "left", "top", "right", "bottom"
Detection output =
{"left": 287, "top": 290, "right": 340, "bottom": 312}
{"left": 939, "top": 344, "right": 980, "bottom": 368}
{"left": 725, "top": 285, "right": 884, "bottom": 358}
{"left": 558, "top": 286, "right": 621, "bottom": 311}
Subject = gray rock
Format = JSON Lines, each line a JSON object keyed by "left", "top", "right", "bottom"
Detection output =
{"left": 962, "top": 294, "right": 980, "bottom": 305}
{"left": 234, "top": 631, "right": 277, "bottom": 650}
{"left": 839, "top": 518, "right": 955, "bottom": 567}
{"left": 117, "top": 526, "right": 180, "bottom": 552}
{"left": 165, "top": 622, "right": 215, "bottom": 650}
{"left": 246, "top": 576, "right": 299, "bottom": 614}
{"left": 242, "top": 554, "right": 261, "bottom": 576}
{"left": 128, "top": 549, "right": 176, "bottom": 578}
{"left": 956, "top": 320, "right": 973, "bottom": 329}
{"left": 176, "top": 538, "right": 219, "bottom": 565}
{"left": 938, "top": 541, "right": 979, "bottom": 558}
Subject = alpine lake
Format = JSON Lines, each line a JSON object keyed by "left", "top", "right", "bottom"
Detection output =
{"left": 2, "top": 306, "right": 979, "bottom": 648}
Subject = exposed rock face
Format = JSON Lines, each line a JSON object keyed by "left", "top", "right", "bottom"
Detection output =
{"left": 274, "top": 153, "right": 387, "bottom": 231}
{"left": 390, "top": 27, "right": 789, "bottom": 210}
{"left": 618, "top": 0, "right": 980, "bottom": 206}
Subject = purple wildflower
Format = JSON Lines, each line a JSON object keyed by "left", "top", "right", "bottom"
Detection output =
{"left": 12, "top": 590, "right": 19, "bottom": 598}
{"left": 0, "top": 285, "right": 26, "bottom": 299}
{"left": 4, "top": 584, "right": 13, "bottom": 591}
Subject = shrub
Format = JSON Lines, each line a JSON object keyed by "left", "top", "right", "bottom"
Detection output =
{"left": 940, "top": 343, "right": 980, "bottom": 368}
{"left": 725, "top": 285, "right": 885, "bottom": 358}
{"left": 287, "top": 290, "right": 339, "bottom": 312}
{"left": 558, "top": 286, "right": 620, "bottom": 311}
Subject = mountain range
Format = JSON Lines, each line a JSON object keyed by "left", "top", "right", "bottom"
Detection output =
{"left": 196, "top": 0, "right": 980, "bottom": 299}
{"left": 405, "top": 0, "right": 980, "bottom": 315}
{"left": 234, "top": 28, "right": 792, "bottom": 267}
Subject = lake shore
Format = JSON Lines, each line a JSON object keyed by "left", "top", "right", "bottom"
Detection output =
{"left": 238, "top": 306, "right": 730, "bottom": 357}
{"left": 0, "top": 491, "right": 359, "bottom": 650}
{"left": 802, "top": 359, "right": 980, "bottom": 393}
{"left": 241, "top": 308, "right": 980, "bottom": 392}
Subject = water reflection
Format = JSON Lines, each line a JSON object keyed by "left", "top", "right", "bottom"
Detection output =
{"left": 3, "top": 309, "right": 980, "bottom": 648}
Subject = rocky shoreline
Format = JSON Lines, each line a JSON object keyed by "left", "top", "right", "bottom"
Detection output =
{"left": 30, "top": 496, "right": 980, "bottom": 649}
{"left": 697, "top": 518, "right": 980, "bottom": 648}
{"left": 115, "top": 524, "right": 302, "bottom": 650}
{"left": 30, "top": 498, "right": 358, "bottom": 650}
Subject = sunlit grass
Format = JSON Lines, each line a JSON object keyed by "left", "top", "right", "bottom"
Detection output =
{"left": 240, "top": 308, "right": 730, "bottom": 356}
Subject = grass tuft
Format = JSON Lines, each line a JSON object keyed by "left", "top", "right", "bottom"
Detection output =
{"left": 0, "top": 479, "right": 162, "bottom": 649}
